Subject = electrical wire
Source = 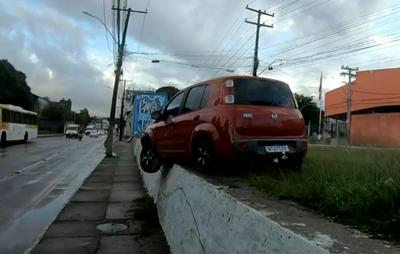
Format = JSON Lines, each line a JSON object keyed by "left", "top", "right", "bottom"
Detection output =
{"left": 211, "top": 31, "right": 256, "bottom": 77}
{"left": 259, "top": 5, "right": 400, "bottom": 53}
{"left": 132, "top": 0, "right": 151, "bottom": 78}
{"left": 103, "top": 0, "right": 112, "bottom": 53}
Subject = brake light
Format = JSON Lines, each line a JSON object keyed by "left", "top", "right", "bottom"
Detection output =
{"left": 220, "top": 79, "right": 235, "bottom": 104}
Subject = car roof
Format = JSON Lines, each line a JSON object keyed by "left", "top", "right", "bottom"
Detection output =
{"left": 192, "top": 75, "right": 288, "bottom": 87}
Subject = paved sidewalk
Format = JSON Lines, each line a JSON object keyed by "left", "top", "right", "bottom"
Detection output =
{"left": 32, "top": 142, "right": 170, "bottom": 254}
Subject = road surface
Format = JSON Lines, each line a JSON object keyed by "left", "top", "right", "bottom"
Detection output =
{"left": 0, "top": 136, "right": 106, "bottom": 253}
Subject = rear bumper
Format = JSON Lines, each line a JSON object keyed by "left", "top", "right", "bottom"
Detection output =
{"left": 233, "top": 139, "right": 307, "bottom": 159}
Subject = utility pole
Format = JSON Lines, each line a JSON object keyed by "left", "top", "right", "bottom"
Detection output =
{"left": 318, "top": 72, "right": 323, "bottom": 135}
{"left": 340, "top": 65, "right": 358, "bottom": 145}
{"left": 245, "top": 5, "right": 274, "bottom": 77}
{"left": 119, "top": 79, "right": 126, "bottom": 141}
{"left": 105, "top": 6, "right": 147, "bottom": 157}
{"left": 117, "top": 0, "right": 120, "bottom": 46}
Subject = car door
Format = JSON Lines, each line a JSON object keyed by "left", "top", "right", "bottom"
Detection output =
{"left": 172, "top": 84, "right": 210, "bottom": 156}
{"left": 153, "top": 91, "right": 185, "bottom": 157}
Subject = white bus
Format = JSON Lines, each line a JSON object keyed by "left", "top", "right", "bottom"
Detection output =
{"left": 0, "top": 104, "right": 38, "bottom": 145}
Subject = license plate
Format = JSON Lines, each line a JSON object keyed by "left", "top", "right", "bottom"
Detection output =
{"left": 265, "top": 145, "right": 289, "bottom": 153}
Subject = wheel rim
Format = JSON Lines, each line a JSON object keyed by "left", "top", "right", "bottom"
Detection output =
{"left": 141, "top": 147, "right": 158, "bottom": 171}
{"left": 196, "top": 142, "right": 211, "bottom": 168}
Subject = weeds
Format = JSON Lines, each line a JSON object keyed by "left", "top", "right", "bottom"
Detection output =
{"left": 247, "top": 146, "right": 400, "bottom": 241}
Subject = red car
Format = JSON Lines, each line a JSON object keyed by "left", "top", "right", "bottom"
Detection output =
{"left": 140, "top": 76, "right": 307, "bottom": 173}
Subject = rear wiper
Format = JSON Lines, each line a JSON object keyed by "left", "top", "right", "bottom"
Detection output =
{"left": 248, "top": 101, "right": 273, "bottom": 106}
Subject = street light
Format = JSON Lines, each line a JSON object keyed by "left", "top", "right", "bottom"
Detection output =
{"left": 151, "top": 59, "right": 235, "bottom": 73}
{"left": 82, "top": 11, "right": 117, "bottom": 45}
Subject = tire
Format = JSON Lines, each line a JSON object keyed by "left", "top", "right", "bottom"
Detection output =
{"left": 140, "top": 145, "right": 162, "bottom": 173}
{"left": 193, "top": 139, "right": 213, "bottom": 171}
{"left": 1, "top": 132, "right": 6, "bottom": 147}
{"left": 23, "top": 132, "right": 28, "bottom": 143}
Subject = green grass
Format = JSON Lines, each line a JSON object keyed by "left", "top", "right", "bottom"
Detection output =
{"left": 246, "top": 146, "right": 400, "bottom": 241}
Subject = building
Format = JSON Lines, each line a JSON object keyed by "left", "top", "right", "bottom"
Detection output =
{"left": 325, "top": 67, "right": 400, "bottom": 147}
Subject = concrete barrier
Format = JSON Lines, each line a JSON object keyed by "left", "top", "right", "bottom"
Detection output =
{"left": 133, "top": 141, "right": 328, "bottom": 254}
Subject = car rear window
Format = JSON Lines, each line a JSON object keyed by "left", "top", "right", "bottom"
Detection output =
{"left": 234, "top": 78, "right": 295, "bottom": 108}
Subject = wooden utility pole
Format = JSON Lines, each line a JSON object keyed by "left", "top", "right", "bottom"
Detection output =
{"left": 340, "top": 65, "right": 358, "bottom": 145}
{"left": 105, "top": 7, "right": 147, "bottom": 157}
{"left": 245, "top": 5, "right": 274, "bottom": 76}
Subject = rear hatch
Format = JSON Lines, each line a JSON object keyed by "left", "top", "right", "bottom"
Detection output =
{"left": 232, "top": 78, "right": 305, "bottom": 138}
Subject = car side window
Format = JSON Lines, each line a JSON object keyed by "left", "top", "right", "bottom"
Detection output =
{"left": 183, "top": 86, "right": 206, "bottom": 113}
{"left": 200, "top": 84, "right": 210, "bottom": 108}
{"left": 165, "top": 92, "right": 184, "bottom": 117}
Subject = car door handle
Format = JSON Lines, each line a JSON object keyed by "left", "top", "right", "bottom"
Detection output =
{"left": 193, "top": 115, "right": 200, "bottom": 122}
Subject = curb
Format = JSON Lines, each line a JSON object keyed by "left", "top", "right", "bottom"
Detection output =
{"left": 132, "top": 140, "right": 328, "bottom": 254}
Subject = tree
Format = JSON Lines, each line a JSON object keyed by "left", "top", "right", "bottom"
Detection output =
{"left": 156, "top": 86, "right": 179, "bottom": 100}
{"left": 76, "top": 108, "right": 90, "bottom": 126}
{"left": 0, "top": 59, "right": 34, "bottom": 110}
{"left": 41, "top": 102, "right": 68, "bottom": 121}
{"left": 295, "top": 93, "right": 320, "bottom": 125}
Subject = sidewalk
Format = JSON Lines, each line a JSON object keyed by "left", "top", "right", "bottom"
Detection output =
{"left": 31, "top": 142, "right": 170, "bottom": 254}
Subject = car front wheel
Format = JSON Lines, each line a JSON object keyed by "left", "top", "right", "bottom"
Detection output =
{"left": 140, "top": 145, "right": 161, "bottom": 173}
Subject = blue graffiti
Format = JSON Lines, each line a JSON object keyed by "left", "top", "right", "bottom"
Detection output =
{"left": 133, "top": 93, "right": 168, "bottom": 137}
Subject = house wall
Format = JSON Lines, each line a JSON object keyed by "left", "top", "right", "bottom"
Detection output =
{"left": 326, "top": 68, "right": 400, "bottom": 117}
{"left": 351, "top": 113, "right": 400, "bottom": 148}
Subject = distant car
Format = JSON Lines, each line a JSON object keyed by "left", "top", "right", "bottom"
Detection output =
{"left": 98, "top": 129, "right": 106, "bottom": 136}
{"left": 89, "top": 129, "right": 99, "bottom": 137}
{"left": 140, "top": 76, "right": 307, "bottom": 173}
{"left": 65, "top": 124, "right": 80, "bottom": 138}
{"left": 85, "top": 125, "right": 95, "bottom": 135}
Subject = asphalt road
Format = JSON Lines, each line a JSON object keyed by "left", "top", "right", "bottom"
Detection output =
{"left": 0, "top": 135, "right": 106, "bottom": 254}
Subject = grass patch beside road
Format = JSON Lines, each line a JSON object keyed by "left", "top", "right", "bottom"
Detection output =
{"left": 247, "top": 146, "right": 400, "bottom": 241}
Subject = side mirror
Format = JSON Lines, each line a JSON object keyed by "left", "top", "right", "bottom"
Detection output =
{"left": 151, "top": 111, "right": 162, "bottom": 120}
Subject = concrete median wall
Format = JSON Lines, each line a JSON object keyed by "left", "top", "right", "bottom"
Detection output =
{"left": 133, "top": 141, "right": 327, "bottom": 254}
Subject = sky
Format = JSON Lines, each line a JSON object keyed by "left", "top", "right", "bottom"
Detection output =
{"left": 1, "top": 0, "right": 400, "bottom": 116}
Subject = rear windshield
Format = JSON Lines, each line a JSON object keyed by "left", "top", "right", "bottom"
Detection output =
{"left": 234, "top": 79, "right": 296, "bottom": 108}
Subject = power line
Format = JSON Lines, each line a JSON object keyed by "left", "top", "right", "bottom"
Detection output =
{"left": 259, "top": 5, "right": 400, "bottom": 55}
{"left": 103, "top": 0, "right": 112, "bottom": 52}
{"left": 264, "top": 34, "right": 400, "bottom": 70}
{"left": 276, "top": 0, "right": 332, "bottom": 23}
{"left": 132, "top": 0, "right": 150, "bottom": 79}
{"left": 189, "top": 3, "right": 252, "bottom": 82}
{"left": 211, "top": 31, "right": 256, "bottom": 77}
{"left": 341, "top": 65, "right": 358, "bottom": 144}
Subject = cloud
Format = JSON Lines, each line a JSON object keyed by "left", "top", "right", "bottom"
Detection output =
{"left": 0, "top": 0, "right": 112, "bottom": 116}
{"left": 1, "top": 0, "right": 399, "bottom": 117}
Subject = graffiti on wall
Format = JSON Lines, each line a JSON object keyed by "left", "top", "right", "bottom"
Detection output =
{"left": 133, "top": 92, "right": 168, "bottom": 137}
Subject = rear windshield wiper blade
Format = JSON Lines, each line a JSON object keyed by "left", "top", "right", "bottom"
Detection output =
{"left": 247, "top": 101, "right": 273, "bottom": 106}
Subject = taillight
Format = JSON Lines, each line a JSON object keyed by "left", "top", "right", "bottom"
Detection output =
{"left": 220, "top": 79, "right": 235, "bottom": 104}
